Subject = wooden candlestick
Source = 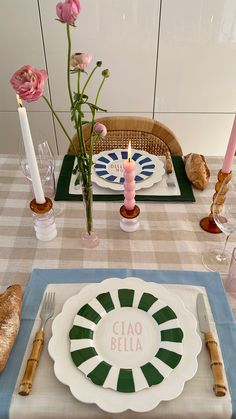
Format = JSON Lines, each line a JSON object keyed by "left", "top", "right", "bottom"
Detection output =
{"left": 200, "top": 170, "right": 232, "bottom": 233}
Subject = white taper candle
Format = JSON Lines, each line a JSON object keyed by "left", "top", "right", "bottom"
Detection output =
{"left": 17, "top": 95, "right": 45, "bottom": 204}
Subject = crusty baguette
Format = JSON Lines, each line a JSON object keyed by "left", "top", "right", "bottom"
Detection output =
{"left": 184, "top": 153, "right": 210, "bottom": 190}
{"left": 0, "top": 284, "right": 22, "bottom": 373}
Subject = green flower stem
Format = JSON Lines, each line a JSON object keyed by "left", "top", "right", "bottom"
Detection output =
{"left": 42, "top": 95, "right": 76, "bottom": 154}
{"left": 66, "top": 24, "right": 73, "bottom": 106}
{"left": 66, "top": 24, "right": 83, "bottom": 156}
{"left": 95, "top": 76, "right": 106, "bottom": 107}
{"left": 89, "top": 76, "right": 107, "bottom": 162}
{"left": 77, "top": 71, "right": 86, "bottom": 156}
{"left": 82, "top": 184, "right": 93, "bottom": 235}
{"left": 81, "top": 64, "right": 99, "bottom": 97}
{"left": 77, "top": 68, "right": 81, "bottom": 95}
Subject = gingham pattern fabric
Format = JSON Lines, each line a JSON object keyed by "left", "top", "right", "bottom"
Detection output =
{"left": 0, "top": 155, "right": 235, "bottom": 315}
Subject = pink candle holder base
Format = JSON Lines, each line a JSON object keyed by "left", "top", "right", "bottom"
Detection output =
{"left": 119, "top": 205, "right": 140, "bottom": 232}
{"left": 30, "top": 197, "right": 57, "bottom": 241}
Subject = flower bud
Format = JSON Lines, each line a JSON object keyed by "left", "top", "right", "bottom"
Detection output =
{"left": 96, "top": 61, "right": 102, "bottom": 67}
{"left": 93, "top": 122, "right": 107, "bottom": 138}
{"left": 102, "top": 69, "right": 110, "bottom": 78}
{"left": 70, "top": 52, "right": 92, "bottom": 70}
{"left": 56, "top": 0, "right": 81, "bottom": 25}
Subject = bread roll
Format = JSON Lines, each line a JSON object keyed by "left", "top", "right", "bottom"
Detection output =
{"left": 184, "top": 153, "right": 210, "bottom": 190}
{"left": 0, "top": 284, "right": 22, "bottom": 373}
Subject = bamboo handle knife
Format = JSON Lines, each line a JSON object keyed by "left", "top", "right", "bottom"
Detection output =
{"left": 204, "top": 331, "right": 227, "bottom": 396}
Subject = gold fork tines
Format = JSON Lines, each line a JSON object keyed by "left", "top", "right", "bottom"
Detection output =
{"left": 19, "top": 292, "right": 55, "bottom": 396}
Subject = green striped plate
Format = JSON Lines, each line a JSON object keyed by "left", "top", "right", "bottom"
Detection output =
{"left": 69, "top": 287, "right": 184, "bottom": 393}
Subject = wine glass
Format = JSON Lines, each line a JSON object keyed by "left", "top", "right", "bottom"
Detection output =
{"left": 202, "top": 177, "right": 236, "bottom": 274}
{"left": 19, "top": 139, "right": 56, "bottom": 199}
{"left": 38, "top": 141, "right": 56, "bottom": 198}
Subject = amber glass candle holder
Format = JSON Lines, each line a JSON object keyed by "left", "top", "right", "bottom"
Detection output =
{"left": 200, "top": 170, "right": 232, "bottom": 233}
{"left": 30, "top": 197, "right": 57, "bottom": 241}
{"left": 120, "top": 204, "right": 140, "bottom": 232}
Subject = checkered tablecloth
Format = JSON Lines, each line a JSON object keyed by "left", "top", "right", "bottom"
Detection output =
{"left": 0, "top": 154, "right": 235, "bottom": 314}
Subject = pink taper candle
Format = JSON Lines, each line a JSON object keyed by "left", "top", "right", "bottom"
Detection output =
{"left": 123, "top": 141, "right": 136, "bottom": 210}
{"left": 222, "top": 115, "right": 236, "bottom": 173}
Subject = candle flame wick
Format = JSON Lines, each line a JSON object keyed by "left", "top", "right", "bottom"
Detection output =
{"left": 16, "top": 94, "right": 23, "bottom": 107}
{"left": 127, "top": 140, "right": 132, "bottom": 161}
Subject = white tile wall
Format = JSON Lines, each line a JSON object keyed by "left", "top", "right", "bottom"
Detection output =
{"left": 0, "top": 0, "right": 50, "bottom": 112}
{"left": 155, "top": 0, "right": 236, "bottom": 113}
{"left": 155, "top": 112, "right": 235, "bottom": 156}
{"left": 0, "top": 112, "right": 56, "bottom": 155}
{"left": 0, "top": 0, "right": 236, "bottom": 156}
{"left": 40, "top": 0, "right": 159, "bottom": 112}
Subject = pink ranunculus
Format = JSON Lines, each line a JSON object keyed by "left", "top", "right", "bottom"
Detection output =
{"left": 93, "top": 122, "right": 107, "bottom": 138}
{"left": 10, "top": 65, "right": 48, "bottom": 102}
{"left": 70, "top": 52, "right": 92, "bottom": 70}
{"left": 56, "top": 0, "right": 81, "bottom": 25}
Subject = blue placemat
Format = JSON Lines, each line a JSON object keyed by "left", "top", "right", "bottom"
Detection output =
{"left": 1, "top": 268, "right": 236, "bottom": 419}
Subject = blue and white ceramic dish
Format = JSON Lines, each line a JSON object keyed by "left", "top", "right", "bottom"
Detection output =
{"left": 92, "top": 149, "right": 165, "bottom": 191}
{"left": 94, "top": 150, "right": 155, "bottom": 184}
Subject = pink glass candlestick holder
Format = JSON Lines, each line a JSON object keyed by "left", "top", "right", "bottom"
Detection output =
{"left": 30, "top": 197, "right": 57, "bottom": 241}
{"left": 120, "top": 204, "right": 140, "bottom": 232}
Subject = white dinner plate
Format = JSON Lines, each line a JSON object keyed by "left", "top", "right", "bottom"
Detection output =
{"left": 69, "top": 287, "right": 184, "bottom": 393}
{"left": 48, "top": 277, "right": 202, "bottom": 413}
{"left": 91, "top": 149, "right": 165, "bottom": 191}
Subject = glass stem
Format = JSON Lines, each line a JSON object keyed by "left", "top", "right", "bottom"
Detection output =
{"left": 221, "top": 234, "right": 230, "bottom": 258}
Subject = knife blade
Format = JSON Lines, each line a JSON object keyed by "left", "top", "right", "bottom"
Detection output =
{"left": 197, "top": 293, "right": 227, "bottom": 396}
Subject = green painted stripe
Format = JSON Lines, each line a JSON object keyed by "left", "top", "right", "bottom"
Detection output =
{"left": 156, "top": 348, "right": 182, "bottom": 369}
{"left": 117, "top": 369, "right": 135, "bottom": 392}
{"left": 141, "top": 363, "right": 164, "bottom": 386}
{"left": 69, "top": 325, "right": 94, "bottom": 340}
{"left": 152, "top": 305, "right": 177, "bottom": 325}
{"left": 138, "top": 292, "right": 158, "bottom": 311}
{"left": 161, "top": 327, "right": 184, "bottom": 342}
{"left": 118, "top": 289, "right": 134, "bottom": 307}
{"left": 77, "top": 303, "right": 101, "bottom": 324}
{"left": 87, "top": 361, "right": 112, "bottom": 386}
{"left": 96, "top": 292, "right": 115, "bottom": 313}
{"left": 70, "top": 347, "right": 97, "bottom": 367}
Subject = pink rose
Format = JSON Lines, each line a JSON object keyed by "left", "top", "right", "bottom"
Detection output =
{"left": 56, "top": 0, "right": 81, "bottom": 25}
{"left": 10, "top": 65, "right": 48, "bottom": 102}
{"left": 70, "top": 52, "right": 92, "bottom": 70}
{"left": 93, "top": 122, "right": 107, "bottom": 138}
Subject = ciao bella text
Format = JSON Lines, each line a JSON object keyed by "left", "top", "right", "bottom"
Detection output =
{"left": 111, "top": 321, "right": 143, "bottom": 352}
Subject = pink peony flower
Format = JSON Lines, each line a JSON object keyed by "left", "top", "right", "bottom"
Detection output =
{"left": 10, "top": 65, "right": 48, "bottom": 102}
{"left": 56, "top": 0, "right": 81, "bottom": 25}
{"left": 70, "top": 52, "right": 92, "bottom": 70}
{"left": 93, "top": 122, "right": 107, "bottom": 138}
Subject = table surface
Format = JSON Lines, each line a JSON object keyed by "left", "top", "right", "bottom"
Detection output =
{"left": 0, "top": 154, "right": 236, "bottom": 316}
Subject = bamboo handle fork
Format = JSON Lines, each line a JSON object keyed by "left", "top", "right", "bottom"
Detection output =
{"left": 19, "top": 292, "right": 55, "bottom": 396}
